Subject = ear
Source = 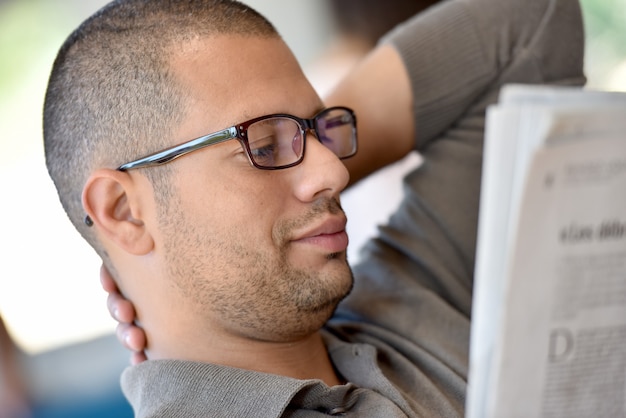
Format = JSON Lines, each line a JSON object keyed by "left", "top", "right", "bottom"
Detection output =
{"left": 82, "top": 169, "right": 154, "bottom": 255}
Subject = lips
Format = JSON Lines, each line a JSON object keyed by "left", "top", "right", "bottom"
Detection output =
{"left": 291, "top": 217, "right": 349, "bottom": 253}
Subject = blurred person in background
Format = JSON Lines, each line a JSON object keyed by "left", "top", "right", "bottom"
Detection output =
{"left": 309, "top": 0, "right": 440, "bottom": 96}
{"left": 0, "top": 315, "right": 31, "bottom": 418}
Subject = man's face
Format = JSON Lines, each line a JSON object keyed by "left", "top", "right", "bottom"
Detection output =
{"left": 148, "top": 35, "right": 353, "bottom": 343}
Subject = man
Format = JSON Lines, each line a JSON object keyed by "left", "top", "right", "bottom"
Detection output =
{"left": 44, "top": 0, "right": 585, "bottom": 416}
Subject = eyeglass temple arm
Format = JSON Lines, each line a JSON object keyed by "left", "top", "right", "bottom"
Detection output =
{"left": 117, "top": 127, "right": 238, "bottom": 171}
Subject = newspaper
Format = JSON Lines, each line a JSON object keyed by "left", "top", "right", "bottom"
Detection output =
{"left": 467, "top": 85, "right": 626, "bottom": 418}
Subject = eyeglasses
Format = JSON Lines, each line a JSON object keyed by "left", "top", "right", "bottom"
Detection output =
{"left": 117, "top": 106, "right": 357, "bottom": 171}
{"left": 84, "top": 106, "right": 357, "bottom": 226}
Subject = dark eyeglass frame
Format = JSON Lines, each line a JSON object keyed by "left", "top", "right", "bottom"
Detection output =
{"left": 117, "top": 106, "right": 357, "bottom": 172}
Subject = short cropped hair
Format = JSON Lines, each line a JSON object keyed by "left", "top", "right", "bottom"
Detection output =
{"left": 43, "top": 0, "right": 277, "bottom": 256}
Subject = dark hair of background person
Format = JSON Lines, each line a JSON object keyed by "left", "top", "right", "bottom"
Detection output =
{"left": 326, "top": 0, "right": 442, "bottom": 46}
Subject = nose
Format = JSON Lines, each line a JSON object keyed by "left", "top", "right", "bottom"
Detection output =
{"left": 292, "top": 131, "right": 350, "bottom": 202}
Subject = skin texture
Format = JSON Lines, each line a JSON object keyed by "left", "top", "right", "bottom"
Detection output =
{"left": 104, "top": 42, "right": 415, "bottom": 368}
{"left": 86, "top": 35, "right": 354, "bottom": 386}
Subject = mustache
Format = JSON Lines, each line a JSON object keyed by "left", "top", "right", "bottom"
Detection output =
{"left": 300, "top": 196, "right": 344, "bottom": 225}
{"left": 313, "top": 197, "right": 343, "bottom": 217}
{"left": 274, "top": 197, "right": 345, "bottom": 244}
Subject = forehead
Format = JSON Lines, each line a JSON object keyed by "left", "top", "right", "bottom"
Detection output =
{"left": 169, "top": 35, "right": 322, "bottom": 134}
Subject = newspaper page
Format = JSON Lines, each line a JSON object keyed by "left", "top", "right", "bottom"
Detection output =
{"left": 486, "top": 113, "right": 626, "bottom": 417}
{"left": 467, "top": 86, "right": 626, "bottom": 418}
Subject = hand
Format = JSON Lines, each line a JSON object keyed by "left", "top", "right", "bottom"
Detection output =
{"left": 100, "top": 265, "right": 147, "bottom": 365}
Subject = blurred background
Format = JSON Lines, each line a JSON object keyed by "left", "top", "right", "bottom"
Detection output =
{"left": 0, "top": 0, "right": 624, "bottom": 416}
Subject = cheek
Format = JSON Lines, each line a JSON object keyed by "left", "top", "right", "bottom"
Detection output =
{"left": 178, "top": 168, "right": 290, "bottom": 247}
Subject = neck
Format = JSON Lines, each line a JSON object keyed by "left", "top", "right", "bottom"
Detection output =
{"left": 148, "top": 331, "right": 342, "bottom": 387}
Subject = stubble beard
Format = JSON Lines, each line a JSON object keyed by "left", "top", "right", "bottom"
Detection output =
{"left": 215, "top": 251, "right": 354, "bottom": 342}
{"left": 162, "top": 196, "right": 354, "bottom": 343}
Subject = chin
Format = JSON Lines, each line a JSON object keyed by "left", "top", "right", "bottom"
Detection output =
{"left": 304, "top": 263, "right": 354, "bottom": 316}
{"left": 269, "top": 264, "right": 354, "bottom": 341}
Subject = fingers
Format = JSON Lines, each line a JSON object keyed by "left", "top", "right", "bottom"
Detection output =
{"left": 101, "top": 263, "right": 136, "bottom": 324}
{"left": 107, "top": 291, "right": 136, "bottom": 324}
{"left": 100, "top": 263, "right": 148, "bottom": 364}
{"left": 111, "top": 299, "right": 148, "bottom": 365}
{"left": 130, "top": 351, "right": 148, "bottom": 366}
{"left": 116, "top": 323, "right": 146, "bottom": 351}
{"left": 99, "top": 264, "right": 118, "bottom": 293}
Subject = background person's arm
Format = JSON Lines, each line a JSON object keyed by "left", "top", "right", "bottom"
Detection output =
{"left": 326, "top": 43, "right": 415, "bottom": 186}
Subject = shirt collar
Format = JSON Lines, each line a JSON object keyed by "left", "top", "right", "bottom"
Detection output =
{"left": 122, "top": 359, "right": 316, "bottom": 418}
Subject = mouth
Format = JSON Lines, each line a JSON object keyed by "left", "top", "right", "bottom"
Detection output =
{"left": 291, "top": 217, "right": 349, "bottom": 254}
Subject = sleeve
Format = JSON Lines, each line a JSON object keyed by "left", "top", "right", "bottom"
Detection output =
{"left": 383, "top": 0, "right": 586, "bottom": 149}
{"left": 334, "top": 0, "right": 586, "bottom": 380}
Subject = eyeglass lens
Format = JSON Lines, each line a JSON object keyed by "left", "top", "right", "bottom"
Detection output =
{"left": 246, "top": 108, "right": 355, "bottom": 168}
{"left": 316, "top": 108, "right": 356, "bottom": 159}
{"left": 247, "top": 118, "right": 303, "bottom": 168}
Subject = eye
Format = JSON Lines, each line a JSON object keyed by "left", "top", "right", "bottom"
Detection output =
{"left": 249, "top": 137, "right": 278, "bottom": 165}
